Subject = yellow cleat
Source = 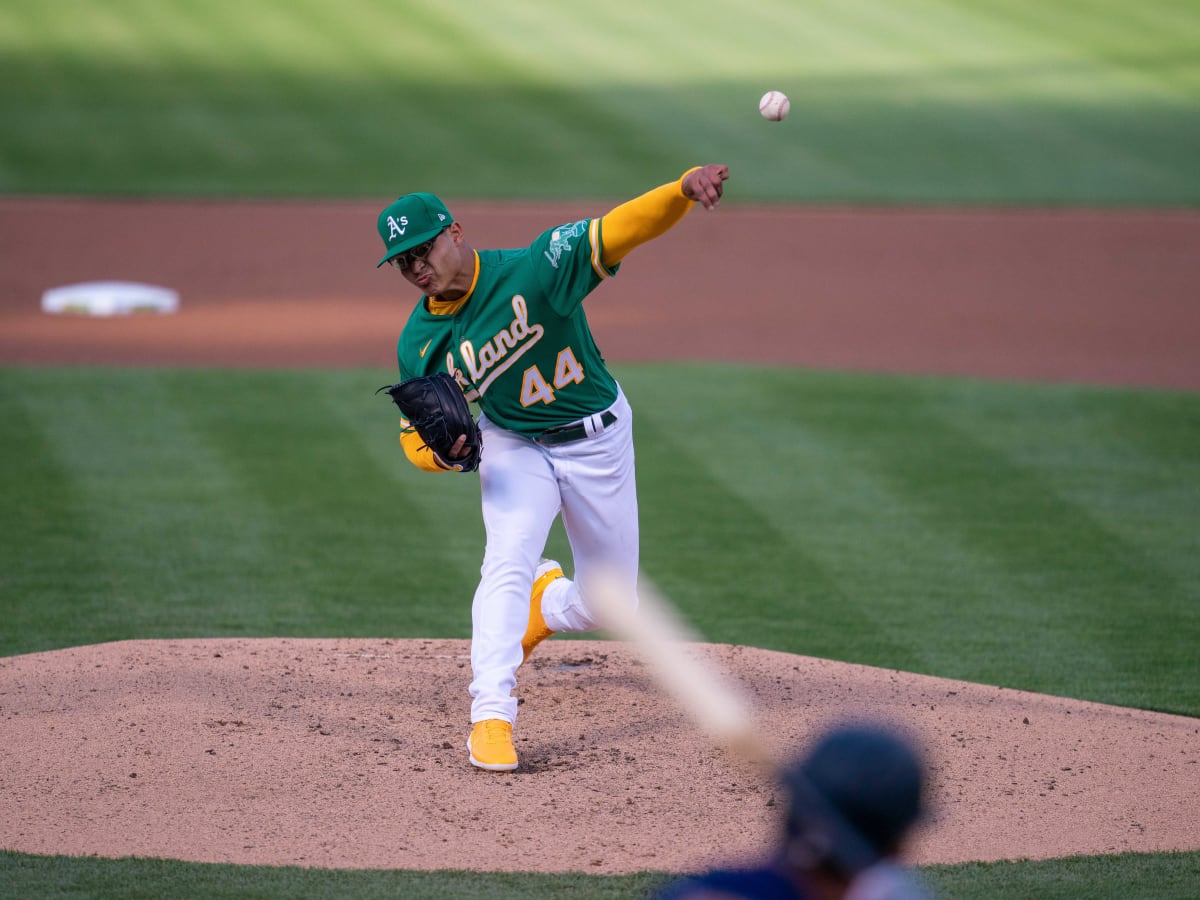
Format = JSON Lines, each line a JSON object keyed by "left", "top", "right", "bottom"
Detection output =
{"left": 467, "top": 719, "right": 518, "bottom": 771}
{"left": 522, "top": 559, "right": 564, "bottom": 664}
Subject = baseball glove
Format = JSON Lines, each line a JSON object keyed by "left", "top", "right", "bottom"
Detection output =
{"left": 376, "top": 372, "right": 482, "bottom": 472}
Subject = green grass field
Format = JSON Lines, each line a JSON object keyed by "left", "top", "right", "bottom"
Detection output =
{"left": 8, "top": 366, "right": 1197, "bottom": 715}
{"left": 3, "top": 0, "right": 1199, "bottom": 896}
{"left": 1, "top": 0, "right": 1198, "bottom": 204}
{"left": 3, "top": 849, "right": 1199, "bottom": 900}
{"left": 2, "top": 366, "right": 1199, "bottom": 898}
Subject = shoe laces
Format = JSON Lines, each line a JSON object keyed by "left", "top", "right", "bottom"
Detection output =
{"left": 480, "top": 720, "right": 511, "bottom": 745}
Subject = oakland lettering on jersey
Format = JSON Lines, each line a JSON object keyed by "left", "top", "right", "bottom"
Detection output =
{"left": 458, "top": 295, "right": 545, "bottom": 395}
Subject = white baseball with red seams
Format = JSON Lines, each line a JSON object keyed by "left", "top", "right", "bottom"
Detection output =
{"left": 759, "top": 90, "right": 790, "bottom": 121}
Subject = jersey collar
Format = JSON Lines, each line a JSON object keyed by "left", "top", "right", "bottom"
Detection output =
{"left": 426, "top": 251, "right": 480, "bottom": 316}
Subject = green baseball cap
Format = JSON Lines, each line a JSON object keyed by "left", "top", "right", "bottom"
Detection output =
{"left": 376, "top": 192, "right": 455, "bottom": 267}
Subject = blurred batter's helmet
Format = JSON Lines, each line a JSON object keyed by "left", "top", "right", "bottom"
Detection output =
{"left": 782, "top": 723, "right": 925, "bottom": 877}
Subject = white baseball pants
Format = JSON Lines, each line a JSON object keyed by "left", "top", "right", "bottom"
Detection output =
{"left": 468, "top": 387, "right": 639, "bottom": 725}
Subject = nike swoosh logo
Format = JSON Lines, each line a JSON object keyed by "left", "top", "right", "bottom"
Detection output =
{"left": 419, "top": 340, "right": 432, "bottom": 358}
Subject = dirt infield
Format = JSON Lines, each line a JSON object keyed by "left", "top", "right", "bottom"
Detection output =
{"left": 1, "top": 198, "right": 1199, "bottom": 873}
{"left": 2, "top": 198, "right": 1199, "bottom": 388}
{"left": 2, "top": 639, "right": 1198, "bottom": 874}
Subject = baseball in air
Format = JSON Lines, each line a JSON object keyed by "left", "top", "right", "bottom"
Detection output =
{"left": 759, "top": 90, "right": 790, "bottom": 122}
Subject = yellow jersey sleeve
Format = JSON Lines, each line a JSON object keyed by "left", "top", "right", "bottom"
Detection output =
{"left": 400, "top": 427, "right": 457, "bottom": 473}
{"left": 599, "top": 167, "right": 702, "bottom": 267}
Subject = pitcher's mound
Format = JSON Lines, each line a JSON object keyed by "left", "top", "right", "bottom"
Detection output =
{"left": 1, "top": 638, "right": 1197, "bottom": 873}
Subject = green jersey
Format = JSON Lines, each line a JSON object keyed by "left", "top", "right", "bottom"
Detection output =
{"left": 396, "top": 218, "right": 621, "bottom": 438}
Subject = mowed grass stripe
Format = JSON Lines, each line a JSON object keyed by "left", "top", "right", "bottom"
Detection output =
{"left": 628, "top": 370, "right": 932, "bottom": 669}
{"left": 0, "top": 369, "right": 485, "bottom": 654}
{"left": 623, "top": 365, "right": 1200, "bottom": 713}
{"left": 3, "top": 366, "right": 1198, "bottom": 719}
{"left": 166, "top": 369, "right": 484, "bottom": 638}
{"left": 780, "top": 374, "right": 1199, "bottom": 712}
{"left": 2, "top": 846, "right": 1199, "bottom": 899}
{"left": 987, "top": 0, "right": 1198, "bottom": 95}
{"left": 5, "top": 369, "right": 283, "bottom": 645}
{"left": 634, "top": 410, "right": 922, "bottom": 668}
{"left": 631, "top": 368, "right": 1102, "bottom": 680}
{"left": 0, "top": 850, "right": 674, "bottom": 900}
{"left": 784, "top": 0, "right": 1195, "bottom": 199}
{"left": 958, "top": 384, "right": 1200, "bottom": 590}
{"left": 4, "top": 366, "right": 1200, "bottom": 898}
{"left": 961, "top": 1, "right": 1200, "bottom": 189}
{"left": 2, "top": 0, "right": 1198, "bottom": 201}
{"left": 0, "top": 378, "right": 109, "bottom": 652}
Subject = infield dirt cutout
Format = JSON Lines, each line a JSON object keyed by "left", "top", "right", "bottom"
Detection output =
{"left": 1, "top": 198, "right": 1199, "bottom": 874}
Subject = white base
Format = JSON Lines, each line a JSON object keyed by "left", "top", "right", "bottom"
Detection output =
{"left": 41, "top": 281, "right": 179, "bottom": 316}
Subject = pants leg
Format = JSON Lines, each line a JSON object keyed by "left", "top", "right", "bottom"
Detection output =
{"left": 469, "top": 421, "right": 561, "bottom": 725}
{"left": 540, "top": 390, "right": 640, "bottom": 633}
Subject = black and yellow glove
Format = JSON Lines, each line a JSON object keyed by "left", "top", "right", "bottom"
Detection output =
{"left": 376, "top": 372, "right": 482, "bottom": 473}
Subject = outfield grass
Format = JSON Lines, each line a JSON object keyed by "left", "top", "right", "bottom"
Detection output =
{"left": 2, "top": 849, "right": 1200, "bottom": 900}
{"left": 4, "top": 364, "right": 1197, "bottom": 717}
{"left": 1, "top": 0, "right": 1198, "bottom": 203}
{"left": 3, "top": 369, "right": 1199, "bottom": 891}
{"left": 8, "top": 846, "right": 1200, "bottom": 898}
{"left": 3, "top": 2, "right": 1198, "bottom": 895}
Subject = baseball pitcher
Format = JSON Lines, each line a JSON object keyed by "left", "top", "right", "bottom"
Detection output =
{"left": 376, "top": 164, "right": 730, "bottom": 771}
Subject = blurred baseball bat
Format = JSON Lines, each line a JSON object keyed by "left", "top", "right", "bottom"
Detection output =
{"left": 585, "top": 567, "right": 774, "bottom": 771}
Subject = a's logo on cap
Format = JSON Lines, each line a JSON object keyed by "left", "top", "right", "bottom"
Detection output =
{"left": 387, "top": 215, "right": 409, "bottom": 241}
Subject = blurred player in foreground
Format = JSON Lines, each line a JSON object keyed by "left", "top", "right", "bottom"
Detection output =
{"left": 656, "top": 723, "right": 934, "bottom": 900}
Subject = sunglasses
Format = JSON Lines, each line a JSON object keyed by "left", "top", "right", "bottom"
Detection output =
{"left": 387, "top": 228, "right": 447, "bottom": 271}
